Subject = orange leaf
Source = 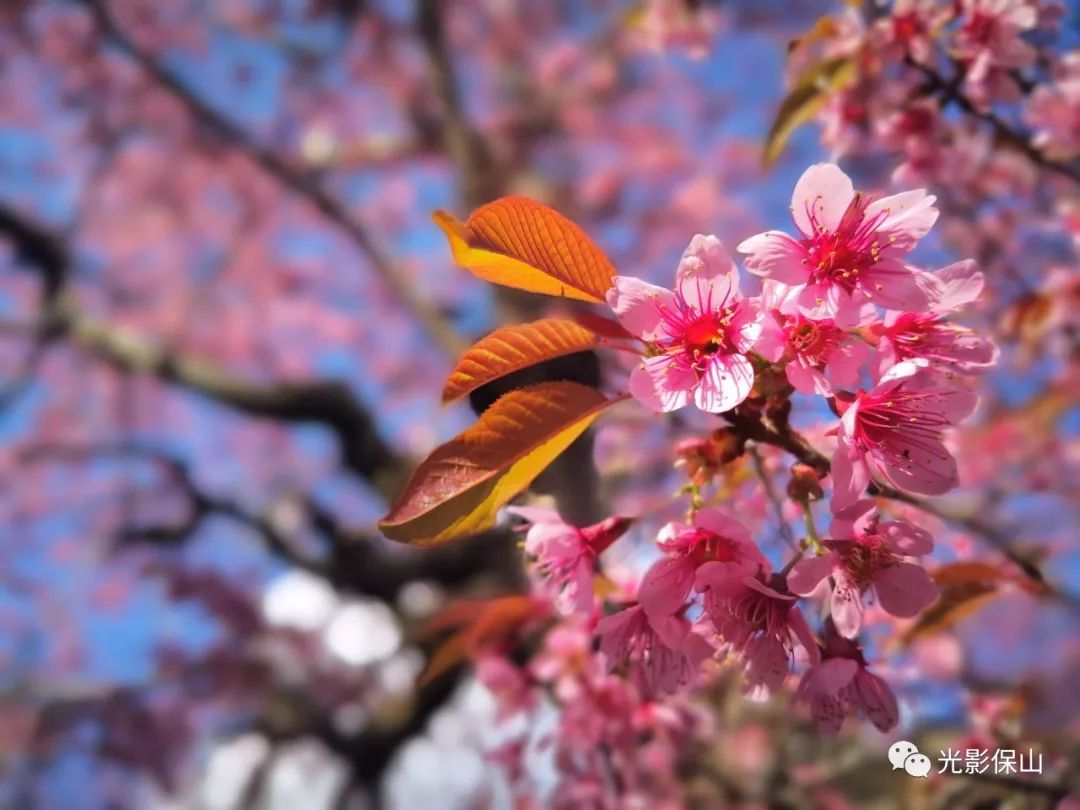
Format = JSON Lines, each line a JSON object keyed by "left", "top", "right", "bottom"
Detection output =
{"left": 433, "top": 196, "right": 616, "bottom": 303}
{"left": 442, "top": 318, "right": 598, "bottom": 404}
{"left": 379, "top": 382, "right": 624, "bottom": 545}
{"left": 419, "top": 595, "right": 540, "bottom": 686}
{"left": 898, "top": 563, "right": 1004, "bottom": 646}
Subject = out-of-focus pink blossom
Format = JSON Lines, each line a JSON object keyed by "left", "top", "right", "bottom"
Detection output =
{"left": 795, "top": 622, "right": 899, "bottom": 733}
{"left": 737, "top": 164, "right": 940, "bottom": 324}
{"left": 509, "top": 506, "right": 634, "bottom": 615}
{"left": 596, "top": 604, "right": 714, "bottom": 696}
{"left": 873, "top": 260, "right": 999, "bottom": 375}
{"left": 608, "top": 234, "right": 762, "bottom": 414}
{"left": 696, "top": 566, "right": 820, "bottom": 698}
{"left": 954, "top": 0, "right": 1037, "bottom": 104}
{"left": 1025, "top": 52, "right": 1080, "bottom": 158}
{"left": 787, "top": 502, "right": 938, "bottom": 637}
{"left": 831, "top": 360, "right": 978, "bottom": 509}
{"left": 638, "top": 509, "right": 765, "bottom": 619}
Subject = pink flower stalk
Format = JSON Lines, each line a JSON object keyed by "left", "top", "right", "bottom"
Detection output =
{"left": 696, "top": 565, "right": 820, "bottom": 698}
{"left": 737, "top": 163, "right": 940, "bottom": 323}
{"left": 795, "top": 621, "right": 900, "bottom": 733}
{"left": 638, "top": 509, "right": 766, "bottom": 619}
{"left": 872, "top": 260, "right": 999, "bottom": 375}
{"left": 756, "top": 307, "right": 871, "bottom": 396}
{"left": 508, "top": 506, "right": 634, "bottom": 615}
{"left": 607, "top": 234, "right": 763, "bottom": 414}
{"left": 596, "top": 604, "right": 715, "bottom": 696}
{"left": 787, "top": 502, "right": 938, "bottom": 637}
{"left": 831, "top": 359, "right": 978, "bottom": 510}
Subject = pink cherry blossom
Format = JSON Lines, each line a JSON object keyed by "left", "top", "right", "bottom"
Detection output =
{"left": 607, "top": 234, "right": 763, "bottom": 414}
{"left": 638, "top": 509, "right": 766, "bottom": 619}
{"left": 795, "top": 622, "right": 899, "bottom": 733}
{"left": 736, "top": 163, "right": 940, "bottom": 323}
{"left": 596, "top": 603, "right": 715, "bottom": 696}
{"left": 787, "top": 502, "right": 938, "bottom": 637}
{"left": 872, "top": 260, "right": 999, "bottom": 375}
{"left": 756, "top": 307, "right": 872, "bottom": 396}
{"left": 696, "top": 565, "right": 820, "bottom": 698}
{"left": 954, "top": 0, "right": 1037, "bottom": 104}
{"left": 509, "top": 506, "right": 634, "bottom": 615}
{"left": 1025, "top": 53, "right": 1080, "bottom": 159}
{"left": 831, "top": 360, "right": 979, "bottom": 509}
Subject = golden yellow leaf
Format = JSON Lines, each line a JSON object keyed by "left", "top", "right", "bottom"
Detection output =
{"left": 379, "top": 382, "right": 624, "bottom": 545}
{"left": 764, "top": 56, "right": 855, "bottom": 167}
{"left": 433, "top": 196, "right": 616, "bottom": 303}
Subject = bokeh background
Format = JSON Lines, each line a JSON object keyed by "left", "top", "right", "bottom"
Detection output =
{"left": 1, "top": 1, "right": 1078, "bottom": 808}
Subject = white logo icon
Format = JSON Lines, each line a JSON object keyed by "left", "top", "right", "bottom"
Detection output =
{"left": 888, "top": 740, "right": 919, "bottom": 770}
{"left": 904, "top": 753, "right": 932, "bottom": 778}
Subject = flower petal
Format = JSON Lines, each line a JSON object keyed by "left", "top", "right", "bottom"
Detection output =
{"left": 791, "top": 163, "right": 856, "bottom": 237}
{"left": 786, "top": 553, "right": 837, "bottom": 596}
{"left": 675, "top": 234, "right": 736, "bottom": 313}
{"left": 693, "top": 353, "right": 754, "bottom": 414}
{"left": 874, "top": 562, "right": 938, "bottom": 618}
{"left": 736, "top": 231, "right": 809, "bottom": 285}
{"left": 607, "top": 276, "right": 675, "bottom": 341}
{"left": 864, "top": 189, "right": 938, "bottom": 254}
{"left": 629, "top": 354, "right": 694, "bottom": 412}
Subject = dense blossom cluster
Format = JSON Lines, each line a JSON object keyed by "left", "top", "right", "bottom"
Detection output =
{"left": 475, "top": 164, "right": 1000, "bottom": 803}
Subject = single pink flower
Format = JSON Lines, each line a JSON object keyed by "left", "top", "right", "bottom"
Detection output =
{"left": 1025, "top": 53, "right": 1080, "bottom": 159}
{"left": 607, "top": 234, "right": 763, "bottom": 414}
{"left": 737, "top": 163, "right": 940, "bottom": 323}
{"left": 756, "top": 307, "right": 872, "bottom": 396}
{"left": 787, "top": 502, "right": 938, "bottom": 637}
{"left": 596, "top": 603, "right": 715, "bottom": 696}
{"left": 696, "top": 566, "right": 820, "bottom": 698}
{"left": 830, "top": 360, "right": 978, "bottom": 509}
{"left": 638, "top": 509, "right": 766, "bottom": 619}
{"left": 954, "top": 0, "right": 1037, "bottom": 95}
{"left": 509, "top": 506, "right": 634, "bottom": 615}
{"left": 872, "top": 260, "right": 999, "bottom": 375}
{"left": 795, "top": 621, "right": 899, "bottom": 733}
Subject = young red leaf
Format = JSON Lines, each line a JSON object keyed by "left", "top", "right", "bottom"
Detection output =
{"left": 379, "top": 382, "right": 624, "bottom": 545}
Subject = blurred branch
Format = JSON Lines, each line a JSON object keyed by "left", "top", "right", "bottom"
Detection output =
{"left": 0, "top": 201, "right": 412, "bottom": 500}
{"left": 724, "top": 406, "right": 1080, "bottom": 609}
{"left": 910, "top": 59, "right": 1080, "bottom": 186}
{"left": 76, "top": 0, "right": 466, "bottom": 360}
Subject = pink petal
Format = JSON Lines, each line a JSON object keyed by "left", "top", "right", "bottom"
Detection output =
{"left": 824, "top": 338, "right": 871, "bottom": 389}
{"left": 874, "top": 562, "right": 938, "bottom": 618}
{"left": 878, "top": 520, "right": 934, "bottom": 556}
{"left": 853, "top": 669, "right": 899, "bottom": 732}
{"left": 788, "top": 605, "right": 822, "bottom": 665}
{"left": 693, "top": 353, "right": 754, "bottom": 413}
{"left": 786, "top": 553, "right": 837, "bottom": 596}
{"left": 638, "top": 556, "right": 696, "bottom": 618}
{"left": 694, "top": 509, "right": 754, "bottom": 546}
{"left": 754, "top": 312, "right": 788, "bottom": 363}
{"left": 675, "top": 234, "right": 736, "bottom": 312}
{"left": 735, "top": 231, "right": 809, "bottom": 284}
{"left": 870, "top": 438, "right": 959, "bottom": 496}
{"left": 791, "top": 163, "right": 856, "bottom": 237}
{"left": 864, "top": 189, "right": 938, "bottom": 254}
{"left": 786, "top": 361, "right": 830, "bottom": 396}
{"left": 830, "top": 572, "right": 865, "bottom": 638}
{"left": 729, "top": 298, "right": 764, "bottom": 352}
{"left": 629, "top": 354, "right": 694, "bottom": 412}
{"left": 829, "top": 436, "right": 870, "bottom": 512}
{"left": 810, "top": 657, "right": 859, "bottom": 694}
{"left": 858, "top": 259, "right": 937, "bottom": 312}
{"left": 929, "top": 259, "right": 983, "bottom": 313}
{"left": 649, "top": 612, "right": 691, "bottom": 650}
{"left": 742, "top": 635, "right": 790, "bottom": 699}
{"left": 606, "top": 276, "right": 674, "bottom": 341}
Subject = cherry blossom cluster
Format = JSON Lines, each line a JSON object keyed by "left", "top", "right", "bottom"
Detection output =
{"left": 477, "top": 163, "right": 997, "bottom": 799}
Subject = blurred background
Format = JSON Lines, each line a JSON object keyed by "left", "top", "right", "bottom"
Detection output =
{"left": 1, "top": 0, "right": 1078, "bottom": 808}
